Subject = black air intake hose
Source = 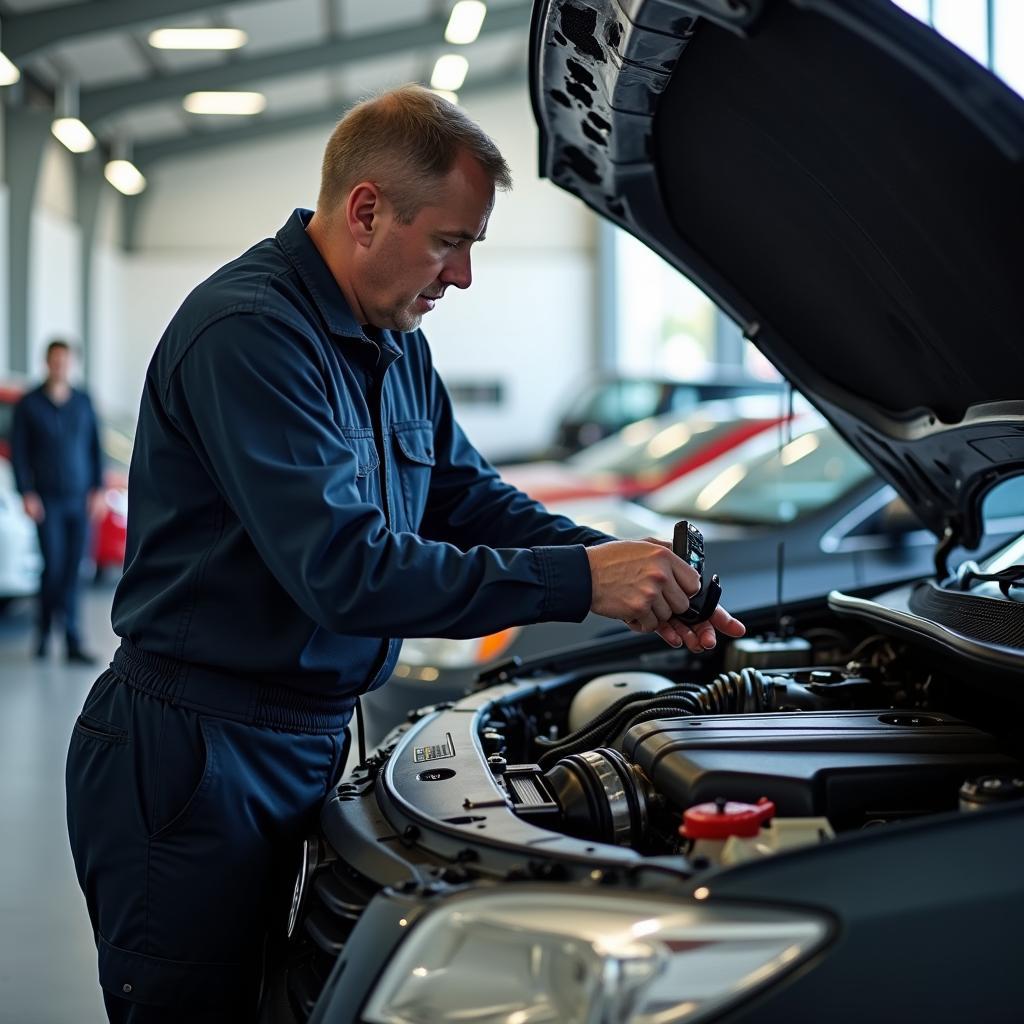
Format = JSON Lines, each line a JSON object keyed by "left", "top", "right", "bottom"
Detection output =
{"left": 536, "top": 669, "right": 772, "bottom": 771}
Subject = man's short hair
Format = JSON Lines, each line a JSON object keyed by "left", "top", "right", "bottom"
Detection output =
{"left": 317, "top": 84, "right": 512, "bottom": 223}
{"left": 46, "top": 339, "right": 71, "bottom": 358}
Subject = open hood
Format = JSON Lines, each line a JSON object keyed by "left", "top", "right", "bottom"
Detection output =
{"left": 530, "top": 0, "right": 1024, "bottom": 559}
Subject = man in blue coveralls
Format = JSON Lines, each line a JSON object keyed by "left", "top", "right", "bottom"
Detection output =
{"left": 12, "top": 338, "right": 103, "bottom": 663}
{"left": 65, "top": 86, "right": 745, "bottom": 1022}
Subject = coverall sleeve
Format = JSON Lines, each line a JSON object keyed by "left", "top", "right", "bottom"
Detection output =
{"left": 417, "top": 365, "right": 617, "bottom": 553}
{"left": 168, "top": 314, "right": 596, "bottom": 640}
{"left": 10, "top": 398, "right": 34, "bottom": 495}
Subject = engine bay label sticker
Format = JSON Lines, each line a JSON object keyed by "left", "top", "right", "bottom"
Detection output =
{"left": 414, "top": 732, "right": 455, "bottom": 763}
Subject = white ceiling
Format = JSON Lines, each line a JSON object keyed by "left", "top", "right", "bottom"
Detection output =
{"left": 1, "top": 0, "right": 530, "bottom": 162}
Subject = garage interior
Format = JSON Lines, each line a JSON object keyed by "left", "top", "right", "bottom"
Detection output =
{"left": 0, "top": 1, "right": 1021, "bottom": 1021}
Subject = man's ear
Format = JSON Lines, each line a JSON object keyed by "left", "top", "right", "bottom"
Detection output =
{"left": 346, "top": 182, "right": 381, "bottom": 248}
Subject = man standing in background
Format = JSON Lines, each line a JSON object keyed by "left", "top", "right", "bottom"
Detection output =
{"left": 11, "top": 339, "right": 103, "bottom": 663}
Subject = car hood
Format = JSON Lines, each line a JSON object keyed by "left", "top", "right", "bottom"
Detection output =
{"left": 530, "top": 0, "right": 1024, "bottom": 554}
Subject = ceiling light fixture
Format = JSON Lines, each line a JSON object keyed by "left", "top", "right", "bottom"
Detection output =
{"left": 0, "top": 50, "right": 19, "bottom": 86}
{"left": 148, "top": 27, "right": 248, "bottom": 50}
{"left": 104, "top": 159, "right": 146, "bottom": 196}
{"left": 431, "top": 54, "right": 469, "bottom": 92}
{"left": 445, "top": 1, "right": 487, "bottom": 45}
{"left": 0, "top": 19, "right": 20, "bottom": 86}
{"left": 183, "top": 91, "right": 267, "bottom": 115}
{"left": 51, "top": 117, "right": 96, "bottom": 153}
{"left": 51, "top": 80, "right": 95, "bottom": 152}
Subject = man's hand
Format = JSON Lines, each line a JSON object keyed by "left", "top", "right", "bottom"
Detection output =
{"left": 22, "top": 492, "right": 44, "bottom": 523}
{"left": 587, "top": 539, "right": 745, "bottom": 652}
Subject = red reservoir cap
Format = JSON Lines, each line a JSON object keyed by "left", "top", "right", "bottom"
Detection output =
{"left": 681, "top": 796, "right": 776, "bottom": 840}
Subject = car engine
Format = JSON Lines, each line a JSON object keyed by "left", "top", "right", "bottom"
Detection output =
{"left": 275, "top": 592, "right": 1024, "bottom": 1021}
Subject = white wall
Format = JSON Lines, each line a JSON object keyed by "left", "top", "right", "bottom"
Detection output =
{"left": 28, "top": 210, "right": 81, "bottom": 373}
{"left": 96, "top": 254, "right": 225, "bottom": 419}
{"left": 115, "top": 86, "right": 599, "bottom": 458}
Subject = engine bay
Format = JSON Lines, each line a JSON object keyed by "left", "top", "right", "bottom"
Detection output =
{"left": 364, "top": 597, "right": 1024, "bottom": 877}
{"left": 281, "top": 593, "right": 1024, "bottom": 1020}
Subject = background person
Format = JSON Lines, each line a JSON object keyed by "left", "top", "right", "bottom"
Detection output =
{"left": 65, "top": 86, "right": 745, "bottom": 1023}
{"left": 11, "top": 339, "right": 103, "bottom": 663}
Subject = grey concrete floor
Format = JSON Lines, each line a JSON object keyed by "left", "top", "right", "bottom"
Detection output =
{"left": 0, "top": 584, "right": 117, "bottom": 1024}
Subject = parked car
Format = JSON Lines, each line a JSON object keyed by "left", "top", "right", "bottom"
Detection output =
{"left": 0, "top": 383, "right": 129, "bottom": 578}
{"left": 544, "top": 371, "right": 785, "bottom": 459}
{"left": 0, "top": 458, "right": 42, "bottom": 609}
{"left": 266, "top": 3, "right": 1024, "bottom": 1021}
{"left": 362, "top": 419, "right": 1024, "bottom": 744}
{"left": 499, "top": 395, "right": 792, "bottom": 504}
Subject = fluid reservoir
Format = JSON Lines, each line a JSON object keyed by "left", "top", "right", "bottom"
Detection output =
{"left": 681, "top": 796, "right": 834, "bottom": 867}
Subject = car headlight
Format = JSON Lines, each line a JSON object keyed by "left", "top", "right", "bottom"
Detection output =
{"left": 399, "top": 628, "right": 520, "bottom": 669}
{"left": 361, "top": 888, "right": 831, "bottom": 1024}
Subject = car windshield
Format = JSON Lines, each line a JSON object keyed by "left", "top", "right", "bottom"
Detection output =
{"left": 567, "top": 398, "right": 783, "bottom": 479}
{"left": 646, "top": 425, "right": 875, "bottom": 525}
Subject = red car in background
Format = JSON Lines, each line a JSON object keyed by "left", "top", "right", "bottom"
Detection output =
{"left": 499, "top": 396, "right": 796, "bottom": 505}
{"left": 0, "top": 382, "right": 129, "bottom": 578}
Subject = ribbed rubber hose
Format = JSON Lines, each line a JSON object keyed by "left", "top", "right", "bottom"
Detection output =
{"left": 536, "top": 669, "right": 769, "bottom": 771}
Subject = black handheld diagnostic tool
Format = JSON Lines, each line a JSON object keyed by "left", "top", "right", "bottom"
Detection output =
{"left": 673, "top": 520, "right": 722, "bottom": 625}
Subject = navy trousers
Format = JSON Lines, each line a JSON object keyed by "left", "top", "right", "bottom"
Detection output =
{"left": 36, "top": 494, "right": 89, "bottom": 648}
{"left": 66, "top": 668, "right": 350, "bottom": 1022}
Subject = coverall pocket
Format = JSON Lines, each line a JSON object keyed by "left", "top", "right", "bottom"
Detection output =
{"left": 392, "top": 420, "right": 436, "bottom": 530}
{"left": 341, "top": 426, "right": 381, "bottom": 507}
{"left": 143, "top": 714, "right": 214, "bottom": 840}
{"left": 73, "top": 713, "right": 128, "bottom": 744}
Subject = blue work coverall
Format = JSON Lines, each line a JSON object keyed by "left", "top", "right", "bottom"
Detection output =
{"left": 11, "top": 385, "right": 102, "bottom": 649}
{"left": 66, "top": 208, "right": 613, "bottom": 1021}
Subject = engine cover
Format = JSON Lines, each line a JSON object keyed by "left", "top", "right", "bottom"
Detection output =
{"left": 619, "top": 710, "right": 1019, "bottom": 830}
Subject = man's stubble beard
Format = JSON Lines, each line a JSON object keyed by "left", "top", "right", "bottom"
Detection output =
{"left": 363, "top": 233, "right": 424, "bottom": 333}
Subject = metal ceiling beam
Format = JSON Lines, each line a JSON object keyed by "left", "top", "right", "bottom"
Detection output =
{"left": 134, "top": 64, "right": 526, "bottom": 166}
{"left": 3, "top": 0, "right": 281, "bottom": 61}
{"left": 81, "top": 2, "right": 532, "bottom": 125}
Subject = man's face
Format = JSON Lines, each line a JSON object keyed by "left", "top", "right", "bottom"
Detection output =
{"left": 359, "top": 149, "right": 494, "bottom": 332}
{"left": 46, "top": 346, "right": 72, "bottom": 384}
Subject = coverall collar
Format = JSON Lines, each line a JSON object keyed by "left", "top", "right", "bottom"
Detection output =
{"left": 277, "top": 208, "right": 397, "bottom": 352}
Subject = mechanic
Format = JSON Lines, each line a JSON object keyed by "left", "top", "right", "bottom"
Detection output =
{"left": 65, "top": 85, "right": 745, "bottom": 1023}
{"left": 11, "top": 338, "right": 103, "bottom": 663}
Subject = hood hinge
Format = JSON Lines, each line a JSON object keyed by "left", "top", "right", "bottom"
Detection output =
{"left": 934, "top": 515, "right": 962, "bottom": 581}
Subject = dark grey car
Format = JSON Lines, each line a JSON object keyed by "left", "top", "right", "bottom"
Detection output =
{"left": 265, "top": 3, "right": 1024, "bottom": 1021}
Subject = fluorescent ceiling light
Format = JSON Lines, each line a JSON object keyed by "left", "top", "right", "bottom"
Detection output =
{"left": 431, "top": 54, "right": 469, "bottom": 92}
{"left": 430, "top": 88, "right": 459, "bottom": 105}
{"left": 183, "top": 91, "right": 266, "bottom": 115}
{"left": 148, "top": 27, "right": 248, "bottom": 50}
{"left": 104, "top": 159, "right": 147, "bottom": 196}
{"left": 0, "top": 50, "right": 19, "bottom": 86}
{"left": 51, "top": 117, "right": 96, "bottom": 153}
{"left": 445, "top": 1, "right": 487, "bottom": 45}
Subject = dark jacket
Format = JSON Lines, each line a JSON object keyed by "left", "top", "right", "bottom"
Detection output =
{"left": 112, "top": 208, "right": 613, "bottom": 707}
{"left": 11, "top": 385, "right": 102, "bottom": 500}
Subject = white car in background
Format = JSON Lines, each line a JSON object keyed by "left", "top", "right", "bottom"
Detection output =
{"left": 0, "top": 459, "right": 41, "bottom": 609}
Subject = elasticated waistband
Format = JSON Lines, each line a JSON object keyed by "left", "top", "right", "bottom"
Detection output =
{"left": 111, "top": 640, "right": 354, "bottom": 734}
